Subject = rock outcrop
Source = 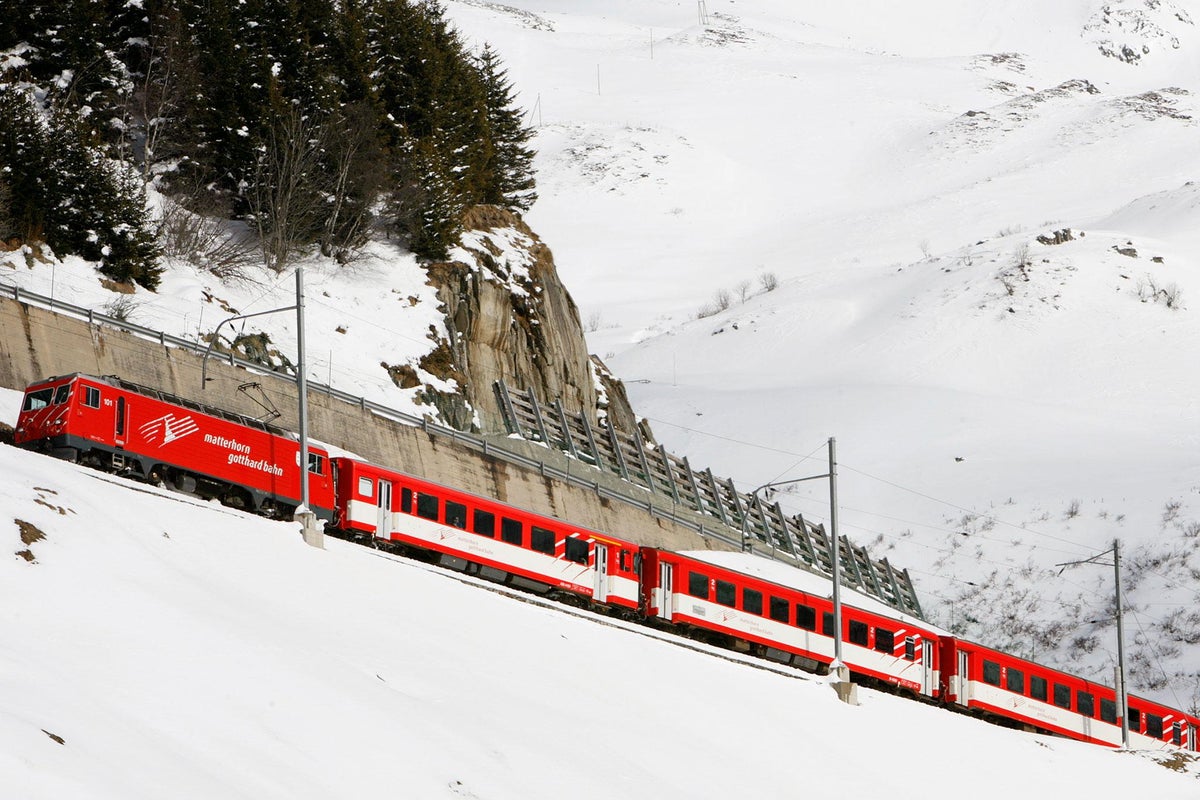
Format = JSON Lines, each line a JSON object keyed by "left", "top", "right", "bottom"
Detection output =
{"left": 422, "top": 205, "right": 640, "bottom": 436}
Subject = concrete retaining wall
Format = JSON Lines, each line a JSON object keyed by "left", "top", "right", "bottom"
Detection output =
{"left": 0, "top": 296, "right": 734, "bottom": 553}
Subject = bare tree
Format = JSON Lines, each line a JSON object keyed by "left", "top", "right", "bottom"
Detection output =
{"left": 246, "top": 106, "right": 328, "bottom": 272}
{"left": 735, "top": 279, "right": 751, "bottom": 303}
{"left": 320, "top": 102, "right": 387, "bottom": 262}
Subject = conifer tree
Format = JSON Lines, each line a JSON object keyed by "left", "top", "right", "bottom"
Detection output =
{"left": 476, "top": 43, "right": 537, "bottom": 212}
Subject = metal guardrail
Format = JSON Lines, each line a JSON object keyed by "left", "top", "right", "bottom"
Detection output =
{"left": 1, "top": 280, "right": 924, "bottom": 618}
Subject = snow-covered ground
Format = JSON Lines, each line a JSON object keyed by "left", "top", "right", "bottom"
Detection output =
{"left": 440, "top": 0, "right": 1200, "bottom": 708}
{"left": 1, "top": 386, "right": 1197, "bottom": 797}
{"left": 3, "top": 0, "right": 1200, "bottom": 783}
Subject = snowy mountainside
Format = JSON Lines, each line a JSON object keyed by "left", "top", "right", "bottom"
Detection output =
{"left": 0, "top": 388, "right": 1198, "bottom": 798}
{"left": 441, "top": 0, "right": 1200, "bottom": 708}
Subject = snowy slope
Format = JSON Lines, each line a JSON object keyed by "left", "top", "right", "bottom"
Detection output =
{"left": 438, "top": 0, "right": 1200, "bottom": 707}
{"left": 2, "top": 0, "right": 1198, "bottom": 718}
{"left": 1, "top": 386, "right": 1198, "bottom": 797}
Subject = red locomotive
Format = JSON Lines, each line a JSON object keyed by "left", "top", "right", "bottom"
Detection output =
{"left": 12, "top": 374, "right": 1200, "bottom": 752}
{"left": 14, "top": 373, "right": 335, "bottom": 520}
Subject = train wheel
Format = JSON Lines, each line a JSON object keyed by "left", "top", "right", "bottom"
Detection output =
{"left": 220, "top": 488, "right": 252, "bottom": 512}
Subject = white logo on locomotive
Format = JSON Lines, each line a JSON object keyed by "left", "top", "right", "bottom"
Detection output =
{"left": 138, "top": 413, "right": 200, "bottom": 447}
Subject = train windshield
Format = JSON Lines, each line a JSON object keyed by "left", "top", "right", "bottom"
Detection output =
{"left": 22, "top": 387, "right": 55, "bottom": 411}
{"left": 53, "top": 383, "right": 71, "bottom": 404}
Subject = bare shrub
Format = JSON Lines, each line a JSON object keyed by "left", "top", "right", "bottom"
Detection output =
{"left": 584, "top": 311, "right": 602, "bottom": 332}
{"left": 714, "top": 288, "right": 731, "bottom": 311}
{"left": 1137, "top": 275, "right": 1184, "bottom": 309}
{"left": 1065, "top": 499, "right": 1081, "bottom": 520}
{"left": 102, "top": 294, "right": 140, "bottom": 322}
{"left": 1013, "top": 242, "right": 1030, "bottom": 268}
{"left": 758, "top": 271, "right": 779, "bottom": 292}
{"left": 735, "top": 279, "right": 751, "bottom": 303}
{"left": 158, "top": 196, "right": 258, "bottom": 281}
{"left": 918, "top": 238, "right": 931, "bottom": 259}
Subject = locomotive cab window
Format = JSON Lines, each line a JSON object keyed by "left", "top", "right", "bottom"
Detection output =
{"left": 769, "top": 596, "right": 789, "bottom": 623}
{"left": 445, "top": 501, "right": 467, "bottom": 529}
{"left": 307, "top": 453, "right": 326, "bottom": 476}
{"left": 874, "top": 628, "right": 895, "bottom": 654}
{"left": 416, "top": 493, "right": 439, "bottom": 521}
{"left": 53, "top": 384, "right": 71, "bottom": 404}
{"left": 565, "top": 537, "right": 589, "bottom": 565}
{"left": 743, "top": 588, "right": 763, "bottom": 615}
{"left": 1053, "top": 683, "right": 1071, "bottom": 709}
{"left": 83, "top": 386, "right": 101, "bottom": 408}
{"left": 473, "top": 509, "right": 495, "bottom": 537}
{"left": 22, "top": 388, "right": 54, "bottom": 411}
{"left": 983, "top": 660, "right": 1001, "bottom": 686}
{"left": 687, "top": 572, "right": 710, "bottom": 600}
{"left": 1030, "top": 675, "right": 1048, "bottom": 702}
{"left": 500, "top": 517, "right": 523, "bottom": 546}
{"left": 530, "top": 526, "right": 555, "bottom": 554}
{"left": 715, "top": 580, "right": 736, "bottom": 608}
{"left": 848, "top": 620, "right": 868, "bottom": 647}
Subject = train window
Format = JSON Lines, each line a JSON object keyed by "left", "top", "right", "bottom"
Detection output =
{"left": 445, "top": 501, "right": 467, "bottom": 529}
{"left": 500, "top": 518, "right": 523, "bottom": 546}
{"left": 1128, "top": 707, "right": 1141, "bottom": 732}
{"left": 715, "top": 580, "right": 736, "bottom": 608}
{"left": 688, "top": 572, "right": 710, "bottom": 599}
{"left": 618, "top": 550, "right": 631, "bottom": 572}
{"left": 904, "top": 637, "right": 915, "bottom": 661}
{"left": 473, "top": 509, "right": 495, "bottom": 537}
{"left": 530, "top": 526, "right": 555, "bottom": 554}
{"left": 1030, "top": 675, "right": 1048, "bottom": 702}
{"left": 83, "top": 386, "right": 101, "bottom": 408}
{"left": 416, "top": 493, "right": 439, "bottom": 521}
{"left": 565, "top": 537, "right": 589, "bottom": 564}
{"left": 848, "top": 620, "right": 868, "bottom": 646}
{"left": 743, "top": 589, "right": 763, "bottom": 615}
{"left": 1006, "top": 668, "right": 1024, "bottom": 695}
{"left": 769, "top": 597, "right": 789, "bottom": 623}
{"left": 1077, "top": 691, "right": 1094, "bottom": 717}
{"left": 1100, "top": 698, "right": 1117, "bottom": 724}
{"left": 1053, "top": 683, "right": 1071, "bottom": 709}
{"left": 53, "top": 384, "right": 70, "bottom": 404}
{"left": 874, "top": 628, "right": 894, "bottom": 654}
{"left": 1173, "top": 722, "right": 1182, "bottom": 746}
{"left": 357, "top": 477, "right": 373, "bottom": 498}
{"left": 982, "top": 660, "right": 1001, "bottom": 686}
{"left": 401, "top": 488, "right": 413, "bottom": 513}
{"left": 822, "top": 612, "right": 835, "bottom": 637}
{"left": 307, "top": 453, "right": 326, "bottom": 476}
{"left": 795, "top": 604, "right": 816, "bottom": 631}
{"left": 22, "top": 388, "right": 54, "bottom": 411}
{"left": 1146, "top": 714, "right": 1164, "bottom": 739}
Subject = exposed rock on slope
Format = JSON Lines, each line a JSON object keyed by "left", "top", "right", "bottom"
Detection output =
{"left": 423, "top": 205, "right": 640, "bottom": 436}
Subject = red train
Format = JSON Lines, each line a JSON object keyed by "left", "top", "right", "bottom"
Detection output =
{"left": 12, "top": 373, "right": 1200, "bottom": 752}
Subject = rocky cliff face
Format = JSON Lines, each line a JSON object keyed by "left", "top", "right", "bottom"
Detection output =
{"left": 421, "top": 205, "right": 641, "bottom": 436}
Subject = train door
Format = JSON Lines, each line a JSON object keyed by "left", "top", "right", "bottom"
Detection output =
{"left": 376, "top": 480, "right": 393, "bottom": 538}
{"left": 659, "top": 562, "right": 674, "bottom": 621}
{"left": 1189, "top": 723, "right": 1198, "bottom": 752}
{"left": 921, "top": 640, "right": 935, "bottom": 696}
{"left": 593, "top": 543, "right": 609, "bottom": 603}
{"left": 114, "top": 395, "right": 128, "bottom": 447}
{"left": 956, "top": 650, "right": 970, "bottom": 705}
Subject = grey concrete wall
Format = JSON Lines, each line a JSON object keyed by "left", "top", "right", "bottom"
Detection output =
{"left": 0, "top": 296, "right": 735, "bottom": 553}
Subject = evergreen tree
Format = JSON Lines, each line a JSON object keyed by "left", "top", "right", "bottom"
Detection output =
{"left": 476, "top": 43, "right": 537, "bottom": 212}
